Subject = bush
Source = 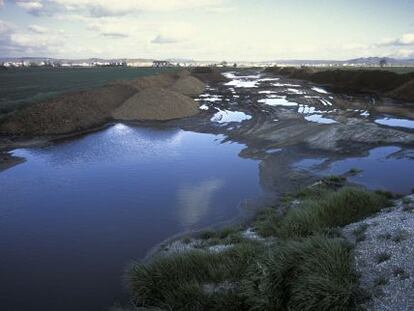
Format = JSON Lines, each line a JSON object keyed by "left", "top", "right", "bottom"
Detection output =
{"left": 128, "top": 241, "right": 262, "bottom": 310}
{"left": 242, "top": 235, "right": 361, "bottom": 311}
{"left": 278, "top": 187, "right": 389, "bottom": 238}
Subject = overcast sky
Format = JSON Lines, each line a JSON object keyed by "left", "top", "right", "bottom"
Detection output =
{"left": 1, "top": 0, "right": 414, "bottom": 60}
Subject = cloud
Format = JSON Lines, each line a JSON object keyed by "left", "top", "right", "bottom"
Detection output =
{"left": 47, "top": 0, "right": 228, "bottom": 17}
{"left": 389, "top": 48, "right": 414, "bottom": 59}
{"left": 101, "top": 32, "right": 128, "bottom": 38}
{"left": 28, "top": 24, "right": 48, "bottom": 33}
{"left": 177, "top": 178, "right": 224, "bottom": 226}
{"left": 380, "top": 33, "right": 414, "bottom": 46}
{"left": 15, "top": 0, "right": 44, "bottom": 15}
{"left": 0, "top": 0, "right": 4, "bottom": 9}
{"left": 151, "top": 34, "right": 178, "bottom": 44}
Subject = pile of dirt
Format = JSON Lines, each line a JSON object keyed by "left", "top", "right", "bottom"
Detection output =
{"left": 0, "top": 84, "right": 136, "bottom": 136}
{"left": 387, "top": 79, "right": 414, "bottom": 102}
{"left": 113, "top": 72, "right": 178, "bottom": 91}
{"left": 169, "top": 75, "right": 205, "bottom": 97}
{"left": 265, "top": 66, "right": 414, "bottom": 102}
{"left": 112, "top": 88, "right": 199, "bottom": 121}
{"left": 191, "top": 67, "right": 229, "bottom": 83}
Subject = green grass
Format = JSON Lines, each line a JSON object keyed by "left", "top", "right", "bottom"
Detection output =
{"left": 277, "top": 187, "right": 389, "bottom": 239}
{"left": 128, "top": 180, "right": 391, "bottom": 310}
{"left": 128, "top": 241, "right": 262, "bottom": 310}
{"left": 242, "top": 235, "right": 362, "bottom": 311}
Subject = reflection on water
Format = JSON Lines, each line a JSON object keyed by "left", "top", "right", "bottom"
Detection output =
{"left": 323, "top": 146, "right": 414, "bottom": 193}
{"left": 375, "top": 117, "right": 414, "bottom": 129}
{"left": 177, "top": 178, "right": 225, "bottom": 226}
{"left": 0, "top": 124, "right": 260, "bottom": 311}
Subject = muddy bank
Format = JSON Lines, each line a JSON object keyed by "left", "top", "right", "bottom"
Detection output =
{"left": 264, "top": 66, "right": 414, "bottom": 103}
{"left": 0, "top": 68, "right": 228, "bottom": 142}
{"left": 0, "top": 152, "right": 25, "bottom": 172}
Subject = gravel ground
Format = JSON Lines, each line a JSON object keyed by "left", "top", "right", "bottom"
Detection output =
{"left": 342, "top": 194, "right": 414, "bottom": 311}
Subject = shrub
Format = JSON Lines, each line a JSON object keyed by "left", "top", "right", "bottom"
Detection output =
{"left": 278, "top": 187, "right": 389, "bottom": 238}
{"left": 128, "top": 241, "right": 262, "bottom": 310}
{"left": 242, "top": 235, "right": 361, "bottom": 311}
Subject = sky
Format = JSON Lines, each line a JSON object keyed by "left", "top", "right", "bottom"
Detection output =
{"left": 0, "top": 0, "right": 414, "bottom": 61}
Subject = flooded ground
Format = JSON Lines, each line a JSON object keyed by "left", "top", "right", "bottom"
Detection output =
{"left": 0, "top": 126, "right": 260, "bottom": 311}
{"left": 1, "top": 69, "right": 414, "bottom": 311}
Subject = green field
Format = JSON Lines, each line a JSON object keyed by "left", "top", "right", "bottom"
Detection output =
{"left": 0, "top": 67, "right": 178, "bottom": 114}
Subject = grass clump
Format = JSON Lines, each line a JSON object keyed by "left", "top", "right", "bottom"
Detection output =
{"left": 376, "top": 252, "right": 391, "bottom": 264}
{"left": 277, "top": 187, "right": 389, "bottom": 239}
{"left": 393, "top": 267, "right": 410, "bottom": 280}
{"left": 352, "top": 223, "right": 369, "bottom": 242}
{"left": 128, "top": 181, "right": 392, "bottom": 310}
{"left": 242, "top": 235, "right": 362, "bottom": 311}
{"left": 128, "top": 241, "right": 262, "bottom": 310}
{"left": 253, "top": 207, "right": 281, "bottom": 237}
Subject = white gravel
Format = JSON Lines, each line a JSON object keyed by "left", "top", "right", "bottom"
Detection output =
{"left": 342, "top": 194, "right": 414, "bottom": 311}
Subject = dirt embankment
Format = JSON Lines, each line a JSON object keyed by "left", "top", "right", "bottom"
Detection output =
{"left": 264, "top": 66, "right": 414, "bottom": 102}
{"left": 0, "top": 69, "right": 218, "bottom": 138}
{"left": 112, "top": 88, "right": 200, "bottom": 121}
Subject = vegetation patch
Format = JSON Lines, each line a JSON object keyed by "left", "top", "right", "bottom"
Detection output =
{"left": 127, "top": 178, "right": 391, "bottom": 310}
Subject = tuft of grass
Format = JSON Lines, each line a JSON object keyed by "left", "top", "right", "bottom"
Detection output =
{"left": 392, "top": 230, "right": 409, "bottom": 243}
{"left": 277, "top": 187, "right": 389, "bottom": 239}
{"left": 374, "top": 276, "right": 389, "bottom": 287}
{"left": 378, "top": 233, "right": 392, "bottom": 240}
{"left": 242, "top": 235, "right": 362, "bottom": 311}
{"left": 128, "top": 241, "right": 262, "bottom": 310}
{"left": 393, "top": 267, "right": 410, "bottom": 280}
{"left": 348, "top": 168, "right": 362, "bottom": 175}
{"left": 352, "top": 223, "right": 369, "bottom": 242}
{"left": 376, "top": 252, "right": 391, "bottom": 264}
{"left": 253, "top": 207, "right": 281, "bottom": 237}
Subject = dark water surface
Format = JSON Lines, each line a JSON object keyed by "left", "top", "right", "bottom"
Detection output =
{"left": 0, "top": 124, "right": 260, "bottom": 311}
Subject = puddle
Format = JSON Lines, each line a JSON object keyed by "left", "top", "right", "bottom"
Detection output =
{"left": 0, "top": 125, "right": 261, "bottom": 311}
{"left": 323, "top": 146, "right": 414, "bottom": 193}
{"left": 257, "top": 78, "right": 280, "bottom": 82}
{"left": 304, "top": 114, "right": 337, "bottom": 124}
{"left": 319, "top": 99, "right": 333, "bottom": 106}
{"left": 287, "top": 88, "right": 306, "bottom": 95}
{"left": 197, "top": 94, "right": 223, "bottom": 102}
{"left": 258, "top": 96, "right": 298, "bottom": 107}
{"left": 292, "top": 158, "right": 327, "bottom": 170}
{"left": 272, "top": 83, "right": 301, "bottom": 87}
{"left": 311, "top": 87, "right": 329, "bottom": 94}
{"left": 375, "top": 117, "right": 414, "bottom": 129}
{"left": 211, "top": 109, "right": 252, "bottom": 123}
{"left": 225, "top": 79, "right": 258, "bottom": 88}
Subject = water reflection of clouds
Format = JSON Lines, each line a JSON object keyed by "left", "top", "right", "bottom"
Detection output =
{"left": 176, "top": 178, "right": 224, "bottom": 227}
{"left": 15, "top": 124, "right": 186, "bottom": 167}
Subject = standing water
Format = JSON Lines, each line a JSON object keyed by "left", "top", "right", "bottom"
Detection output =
{"left": 0, "top": 124, "right": 261, "bottom": 311}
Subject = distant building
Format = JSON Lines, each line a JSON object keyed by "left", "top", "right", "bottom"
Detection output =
{"left": 152, "top": 60, "right": 172, "bottom": 67}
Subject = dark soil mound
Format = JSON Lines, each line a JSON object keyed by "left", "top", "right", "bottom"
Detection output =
{"left": 310, "top": 70, "right": 411, "bottom": 93}
{"left": 113, "top": 72, "right": 179, "bottom": 91}
{"left": 265, "top": 66, "right": 414, "bottom": 102}
{"left": 0, "top": 84, "right": 136, "bottom": 136}
{"left": 191, "top": 67, "right": 228, "bottom": 83}
{"left": 387, "top": 79, "right": 414, "bottom": 102}
{"left": 169, "top": 76, "right": 205, "bottom": 97}
{"left": 112, "top": 88, "right": 199, "bottom": 121}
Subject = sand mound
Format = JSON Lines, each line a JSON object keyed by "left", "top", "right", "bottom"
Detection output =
{"left": 191, "top": 67, "right": 228, "bottom": 83}
{"left": 112, "top": 88, "right": 199, "bottom": 121}
{"left": 114, "top": 72, "right": 178, "bottom": 91}
{"left": 0, "top": 84, "right": 136, "bottom": 136}
{"left": 388, "top": 79, "right": 414, "bottom": 102}
{"left": 169, "top": 76, "right": 205, "bottom": 97}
